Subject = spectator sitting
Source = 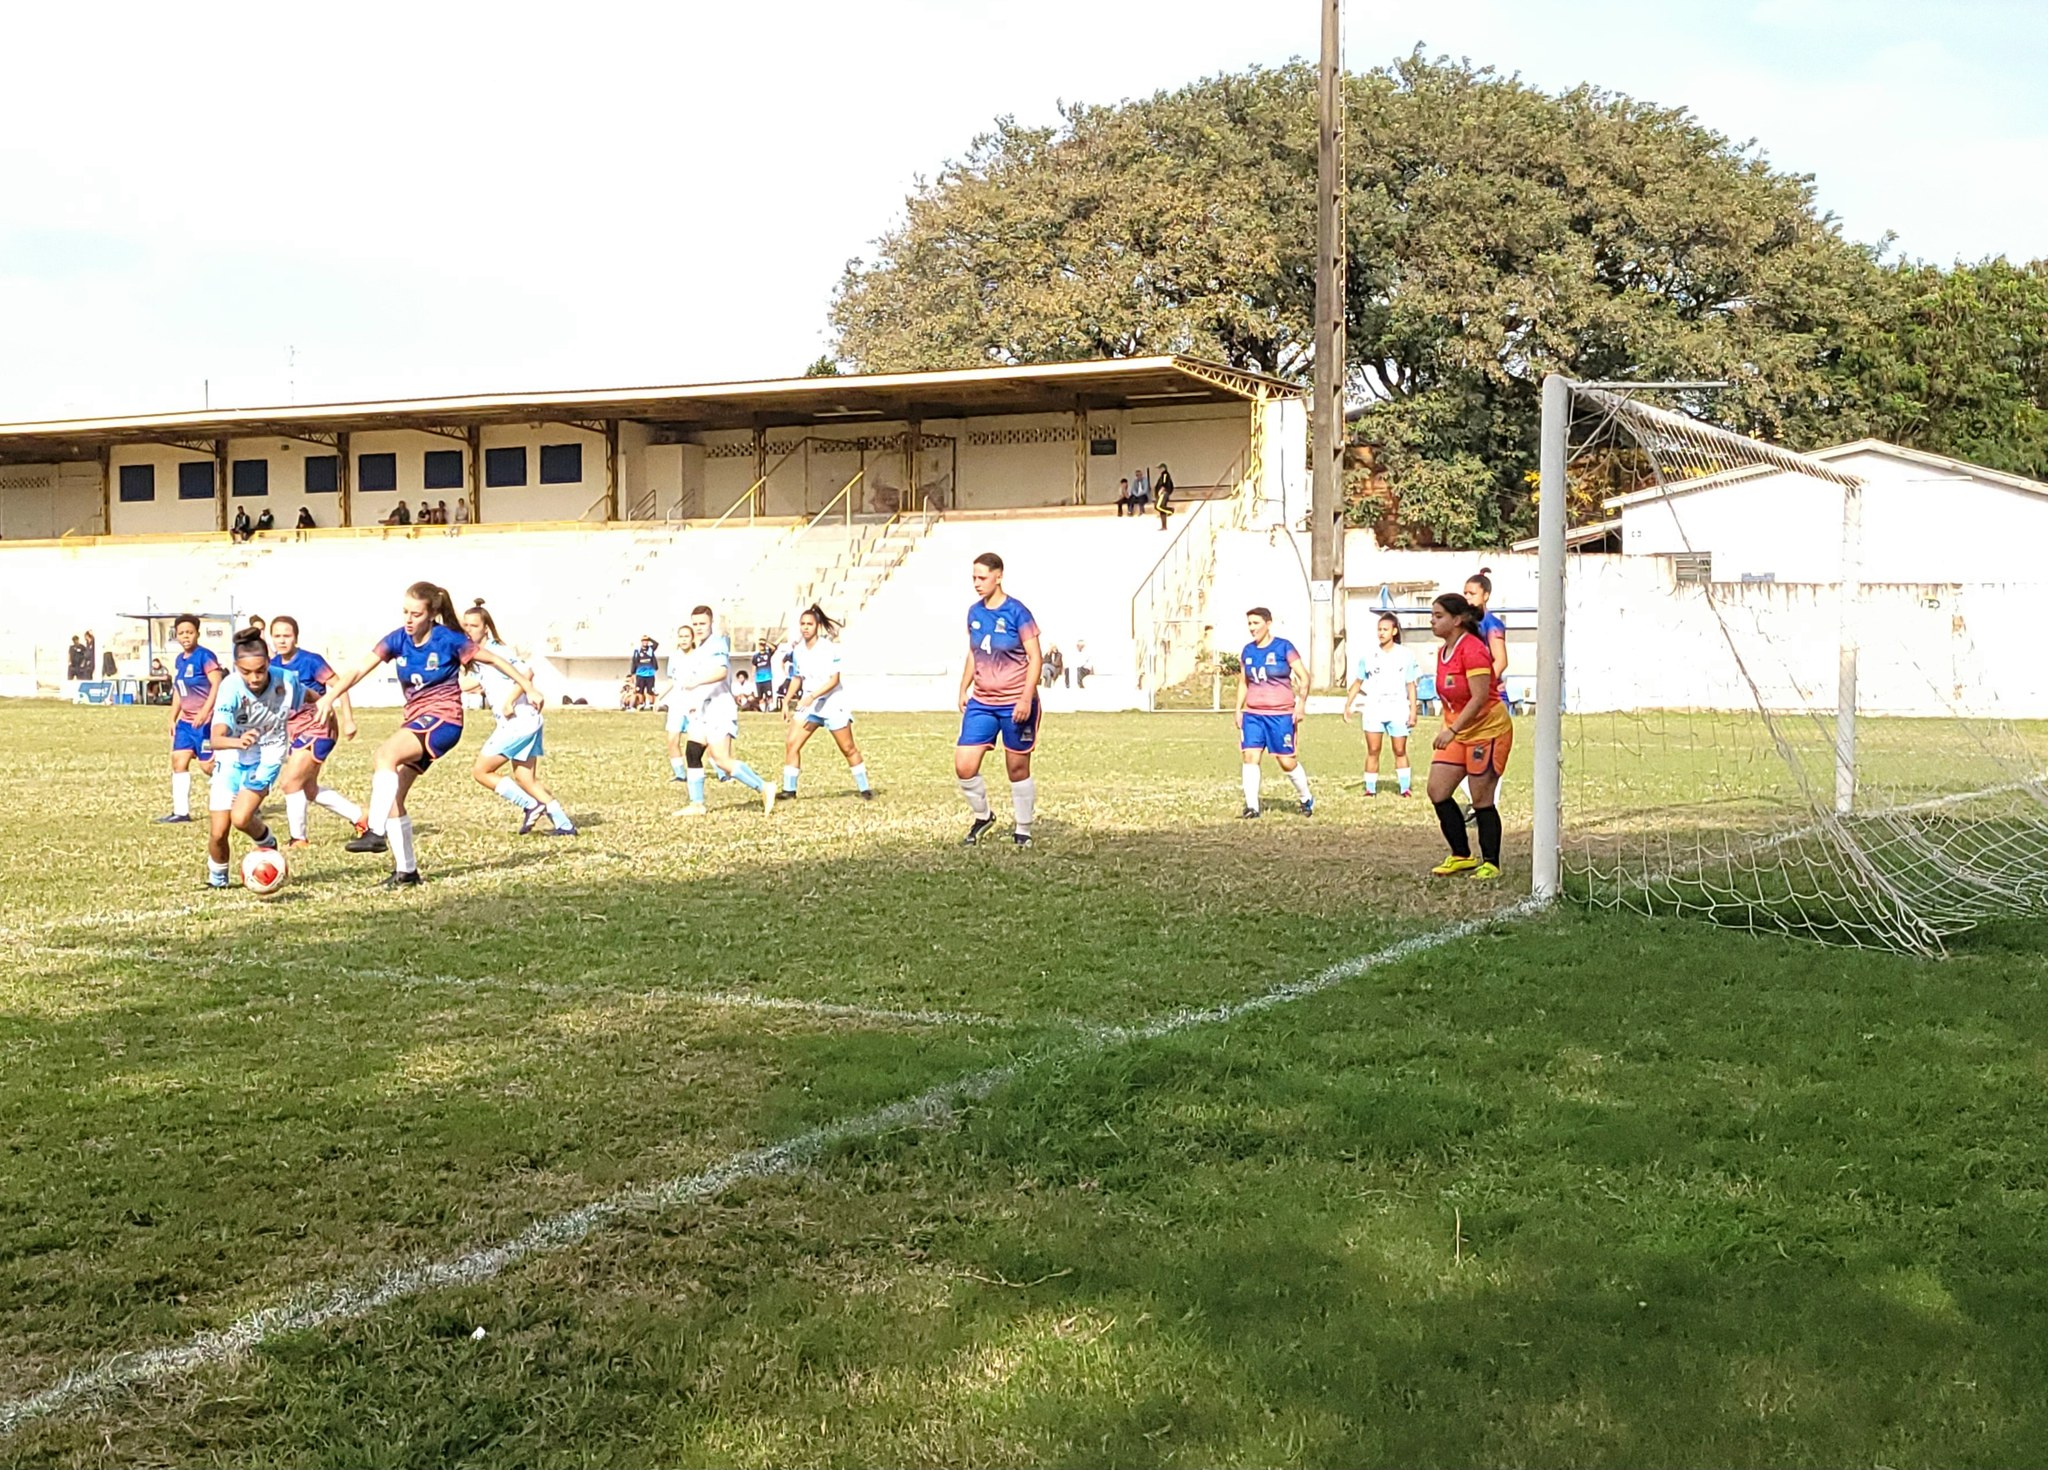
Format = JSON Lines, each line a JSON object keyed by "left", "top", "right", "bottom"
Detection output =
{"left": 295, "top": 505, "right": 316, "bottom": 530}
{"left": 435, "top": 499, "right": 450, "bottom": 525}
{"left": 1131, "top": 464, "right": 1151, "bottom": 516}
{"left": 101, "top": 649, "right": 116, "bottom": 677}
{"left": 231, "top": 506, "right": 253, "bottom": 542}
{"left": 1074, "top": 639, "right": 1094, "bottom": 688}
{"left": 253, "top": 507, "right": 275, "bottom": 534}
{"left": 1153, "top": 461, "right": 1176, "bottom": 529}
{"left": 453, "top": 497, "right": 471, "bottom": 525}
{"left": 618, "top": 677, "right": 638, "bottom": 710}
{"left": 149, "top": 656, "right": 167, "bottom": 677}
{"left": 1114, "top": 477, "right": 1133, "bottom": 516}
{"left": 415, "top": 499, "right": 433, "bottom": 525}
{"left": 1044, "top": 643, "right": 1067, "bottom": 687}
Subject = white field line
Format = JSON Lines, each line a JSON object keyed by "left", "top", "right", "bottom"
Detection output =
{"left": 0, "top": 897, "right": 1543, "bottom": 1439}
{"left": 9, "top": 939, "right": 1026, "bottom": 1035}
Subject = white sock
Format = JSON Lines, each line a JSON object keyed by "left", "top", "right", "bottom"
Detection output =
{"left": 958, "top": 773, "right": 991, "bottom": 818}
{"left": 1011, "top": 776, "right": 1036, "bottom": 835}
{"left": 1241, "top": 764, "right": 1261, "bottom": 811}
{"left": 1364, "top": 772, "right": 1378, "bottom": 794}
{"left": 172, "top": 770, "right": 191, "bottom": 817}
{"left": 314, "top": 787, "right": 363, "bottom": 824}
{"left": 208, "top": 858, "right": 228, "bottom": 878}
{"left": 389, "top": 815, "right": 417, "bottom": 874}
{"left": 285, "top": 790, "right": 309, "bottom": 840}
{"left": 368, "top": 770, "right": 399, "bottom": 835}
{"left": 783, "top": 765, "right": 801, "bottom": 793}
{"left": 849, "top": 761, "right": 869, "bottom": 792}
{"left": 1287, "top": 765, "right": 1312, "bottom": 801}
{"left": 493, "top": 776, "right": 539, "bottom": 811}
{"left": 1396, "top": 765, "right": 1411, "bottom": 793}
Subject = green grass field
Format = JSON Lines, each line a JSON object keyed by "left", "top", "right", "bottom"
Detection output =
{"left": 3, "top": 700, "right": 2045, "bottom": 1466}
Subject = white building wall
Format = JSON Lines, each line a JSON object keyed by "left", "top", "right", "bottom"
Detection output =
{"left": 0, "top": 461, "right": 101, "bottom": 539}
{"left": 1619, "top": 450, "right": 2048, "bottom": 585}
{"left": 107, "top": 445, "right": 218, "bottom": 535}
{"left": 347, "top": 428, "right": 467, "bottom": 524}
{"left": 476, "top": 422, "right": 605, "bottom": 523}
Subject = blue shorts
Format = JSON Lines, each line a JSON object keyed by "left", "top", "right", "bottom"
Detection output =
{"left": 482, "top": 717, "right": 545, "bottom": 763}
{"left": 290, "top": 731, "right": 338, "bottom": 762}
{"left": 959, "top": 695, "right": 1040, "bottom": 753}
{"left": 401, "top": 714, "right": 465, "bottom": 771}
{"left": 210, "top": 756, "right": 282, "bottom": 809}
{"left": 1363, "top": 716, "right": 1410, "bottom": 740}
{"left": 172, "top": 719, "right": 213, "bottom": 758}
{"left": 1241, "top": 712, "right": 1298, "bottom": 755}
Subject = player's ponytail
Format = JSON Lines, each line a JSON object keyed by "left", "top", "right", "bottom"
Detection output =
{"left": 405, "top": 581, "right": 464, "bottom": 634}
{"left": 465, "top": 598, "right": 503, "bottom": 642}
{"left": 801, "top": 603, "right": 841, "bottom": 638}
{"left": 1465, "top": 568, "right": 1493, "bottom": 597}
{"left": 232, "top": 626, "right": 269, "bottom": 659}
{"left": 1432, "top": 593, "right": 1483, "bottom": 639}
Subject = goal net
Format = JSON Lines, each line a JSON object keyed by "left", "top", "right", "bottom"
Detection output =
{"left": 1533, "top": 379, "right": 2048, "bottom": 956}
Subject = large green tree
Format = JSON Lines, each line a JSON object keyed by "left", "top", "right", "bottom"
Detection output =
{"left": 829, "top": 53, "right": 1897, "bottom": 545}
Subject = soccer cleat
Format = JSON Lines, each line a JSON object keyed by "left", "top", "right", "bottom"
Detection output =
{"left": 546, "top": 822, "right": 578, "bottom": 837}
{"left": 674, "top": 803, "right": 707, "bottom": 818}
{"left": 206, "top": 870, "right": 230, "bottom": 889}
{"left": 670, "top": 773, "right": 686, "bottom": 782}
{"left": 1470, "top": 862, "right": 1503, "bottom": 882}
{"left": 346, "top": 831, "right": 388, "bottom": 854}
{"left": 1362, "top": 785, "right": 1377, "bottom": 797}
{"left": 156, "top": 813, "right": 192, "bottom": 824}
{"left": 1013, "top": 832, "right": 1033, "bottom": 848}
{"left": 380, "top": 870, "right": 424, "bottom": 889}
{"left": 1240, "top": 807, "right": 1261, "bottom": 819}
{"left": 287, "top": 838, "right": 311, "bottom": 849}
{"left": 961, "top": 815, "right": 996, "bottom": 846}
{"left": 1398, "top": 788, "right": 1413, "bottom": 798}
{"left": 518, "top": 804, "right": 546, "bottom": 835}
{"left": 1430, "top": 855, "right": 1481, "bottom": 877}
{"left": 1302, "top": 797, "right": 1315, "bottom": 818}
{"left": 255, "top": 832, "right": 278, "bottom": 851}
{"left": 780, "top": 788, "right": 798, "bottom": 801}
{"left": 762, "top": 785, "right": 777, "bottom": 815}
{"left": 856, "top": 788, "right": 874, "bottom": 801}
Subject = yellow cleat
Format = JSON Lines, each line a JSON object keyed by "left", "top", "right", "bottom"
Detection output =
{"left": 1470, "top": 862, "right": 1502, "bottom": 881}
{"left": 1431, "top": 855, "right": 1481, "bottom": 877}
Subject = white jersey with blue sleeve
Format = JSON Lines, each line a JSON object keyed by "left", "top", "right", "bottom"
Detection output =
{"left": 1355, "top": 644, "right": 1419, "bottom": 722}
{"left": 214, "top": 669, "right": 301, "bottom": 766}
{"left": 792, "top": 636, "right": 850, "bottom": 723}
{"left": 476, "top": 639, "right": 538, "bottom": 726}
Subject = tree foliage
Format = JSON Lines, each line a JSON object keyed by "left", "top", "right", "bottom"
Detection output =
{"left": 830, "top": 52, "right": 2039, "bottom": 545}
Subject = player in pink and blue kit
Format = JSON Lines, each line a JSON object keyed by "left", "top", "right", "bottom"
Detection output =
{"left": 1236, "top": 607, "right": 1314, "bottom": 818}
{"left": 314, "top": 580, "right": 542, "bottom": 887}
{"left": 955, "top": 551, "right": 1042, "bottom": 847}
{"left": 268, "top": 614, "right": 367, "bottom": 847}
{"left": 156, "top": 612, "right": 222, "bottom": 824}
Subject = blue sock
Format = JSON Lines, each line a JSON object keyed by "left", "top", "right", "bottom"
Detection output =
{"left": 669, "top": 757, "right": 685, "bottom": 778}
{"left": 1364, "top": 772, "right": 1379, "bottom": 794}
{"left": 1397, "top": 766, "right": 1412, "bottom": 794}
{"left": 545, "top": 800, "right": 571, "bottom": 829}
{"left": 493, "top": 776, "right": 538, "bottom": 811}
{"left": 783, "top": 765, "right": 799, "bottom": 794}
{"left": 732, "top": 762, "right": 766, "bottom": 793}
{"left": 851, "top": 761, "right": 870, "bottom": 793}
{"left": 686, "top": 769, "right": 705, "bottom": 805}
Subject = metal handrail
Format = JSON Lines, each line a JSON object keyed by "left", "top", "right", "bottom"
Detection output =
{"left": 803, "top": 470, "right": 864, "bottom": 532}
{"left": 1127, "top": 445, "right": 1254, "bottom": 698}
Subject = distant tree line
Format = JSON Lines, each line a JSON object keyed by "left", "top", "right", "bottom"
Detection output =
{"left": 823, "top": 53, "right": 2047, "bottom": 547}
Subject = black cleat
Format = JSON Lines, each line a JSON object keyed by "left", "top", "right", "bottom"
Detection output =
{"left": 1240, "top": 807, "right": 1262, "bottom": 819}
{"left": 380, "top": 870, "right": 423, "bottom": 889}
{"left": 1012, "top": 832, "right": 1033, "bottom": 848}
{"left": 961, "top": 815, "right": 996, "bottom": 846}
{"left": 856, "top": 788, "right": 874, "bottom": 801}
{"left": 155, "top": 813, "right": 193, "bottom": 824}
{"left": 346, "top": 831, "right": 388, "bottom": 854}
{"left": 779, "top": 789, "right": 797, "bottom": 801}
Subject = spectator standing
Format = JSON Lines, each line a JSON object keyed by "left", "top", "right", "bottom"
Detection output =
{"left": 101, "top": 647, "right": 116, "bottom": 677}
{"left": 1153, "top": 462, "right": 1176, "bottom": 529}
{"left": 752, "top": 639, "right": 775, "bottom": 710}
{"left": 630, "top": 636, "right": 660, "bottom": 710}
{"left": 66, "top": 634, "right": 85, "bottom": 680}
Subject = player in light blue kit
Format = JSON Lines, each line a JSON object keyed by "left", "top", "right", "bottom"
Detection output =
{"left": 955, "top": 552, "right": 1042, "bottom": 846}
{"left": 1343, "top": 611, "right": 1419, "bottom": 796}
{"left": 157, "top": 612, "right": 222, "bottom": 823}
{"left": 461, "top": 600, "right": 575, "bottom": 835}
{"left": 780, "top": 604, "right": 872, "bottom": 800}
{"left": 1236, "top": 606, "right": 1314, "bottom": 818}
{"left": 204, "top": 628, "right": 299, "bottom": 888}
{"left": 668, "top": 603, "right": 774, "bottom": 817}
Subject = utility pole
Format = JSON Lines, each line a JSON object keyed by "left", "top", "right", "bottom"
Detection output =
{"left": 1309, "top": 0, "right": 1346, "bottom": 688}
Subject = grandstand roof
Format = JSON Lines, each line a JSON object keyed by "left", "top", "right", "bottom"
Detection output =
{"left": 0, "top": 357, "right": 1299, "bottom": 462}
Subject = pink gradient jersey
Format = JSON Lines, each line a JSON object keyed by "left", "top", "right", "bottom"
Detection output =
{"left": 1240, "top": 637, "right": 1301, "bottom": 713}
{"left": 375, "top": 624, "right": 477, "bottom": 725}
{"left": 172, "top": 646, "right": 221, "bottom": 722}
{"left": 966, "top": 595, "right": 1039, "bottom": 705}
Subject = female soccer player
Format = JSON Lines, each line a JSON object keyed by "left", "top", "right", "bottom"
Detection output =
{"left": 1426, "top": 592, "right": 1514, "bottom": 880}
{"left": 205, "top": 628, "right": 297, "bottom": 888}
{"left": 956, "top": 552, "right": 1041, "bottom": 846}
{"left": 1342, "top": 611, "right": 1418, "bottom": 797}
{"left": 1464, "top": 568, "right": 1510, "bottom": 690}
{"left": 156, "top": 613, "right": 222, "bottom": 824}
{"left": 1236, "top": 607, "right": 1314, "bottom": 818}
{"left": 315, "top": 580, "right": 543, "bottom": 886}
{"left": 668, "top": 603, "right": 775, "bottom": 817}
{"left": 269, "top": 615, "right": 367, "bottom": 847}
{"left": 781, "top": 604, "right": 872, "bottom": 801}
{"left": 460, "top": 600, "right": 575, "bottom": 835}
{"left": 658, "top": 622, "right": 698, "bottom": 783}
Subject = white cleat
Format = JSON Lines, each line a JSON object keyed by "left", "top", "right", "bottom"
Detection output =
{"left": 762, "top": 784, "right": 777, "bottom": 815}
{"left": 672, "top": 804, "right": 707, "bottom": 818}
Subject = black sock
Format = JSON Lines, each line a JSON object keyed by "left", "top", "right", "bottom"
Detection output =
{"left": 1434, "top": 798, "right": 1470, "bottom": 857}
{"left": 1475, "top": 806, "right": 1502, "bottom": 866}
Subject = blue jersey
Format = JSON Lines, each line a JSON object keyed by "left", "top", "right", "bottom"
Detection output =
{"left": 967, "top": 596, "right": 1039, "bottom": 705}
{"left": 172, "top": 645, "right": 221, "bottom": 721}
{"left": 1476, "top": 610, "right": 1508, "bottom": 702}
{"left": 632, "top": 642, "right": 660, "bottom": 677}
{"left": 375, "top": 623, "right": 476, "bottom": 723}
{"left": 1241, "top": 637, "right": 1300, "bottom": 714}
{"left": 272, "top": 647, "right": 338, "bottom": 738}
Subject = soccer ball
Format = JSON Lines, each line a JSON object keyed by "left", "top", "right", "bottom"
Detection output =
{"left": 241, "top": 847, "right": 289, "bottom": 898}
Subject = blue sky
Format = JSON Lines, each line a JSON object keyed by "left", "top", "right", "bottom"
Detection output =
{"left": 0, "top": 0, "right": 2039, "bottom": 421}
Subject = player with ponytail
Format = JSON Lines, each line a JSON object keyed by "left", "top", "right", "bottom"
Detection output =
{"left": 460, "top": 599, "right": 575, "bottom": 835}
{"left": 1425, "top": 592, "right": 1513, "bottom": 880}
{"left": 314, "top": 580, "right": 542, "bottom": 886}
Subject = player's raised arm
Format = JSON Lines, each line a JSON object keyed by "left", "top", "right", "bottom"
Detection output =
{"left": 314, "top": 644, "right": 389, "bottom": 725}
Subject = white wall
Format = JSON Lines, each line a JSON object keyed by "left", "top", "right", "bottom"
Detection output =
{"left": 476, "top": 422, "right": 605, "bottom": 523}
{"left": 1619, "top": 449, "right": 2048, "bottom": 585}
{"left": 347, "top": 428, "right": 468, "bottom": 524}
{"left": 107, "top": 445, "right": 218, "bottom": 535}
{"left": 0, "top": 461, "right": 100, "bottom": 538}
